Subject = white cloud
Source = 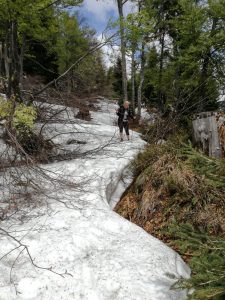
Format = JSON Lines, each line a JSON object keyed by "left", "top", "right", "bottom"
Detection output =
{"left": 91, "top": 1, "right": 137, "bottom": 72}
{"left": 83, "top": 0, "right": 117, "bottom": 22}
{"left": 83, "top": 0, "right": 137, "bottom": 22}
{"left": 123, "top": 1, "right": 138, "bottom": 16}
{"left": 98, "top": 35, "right": 132, "bottom": 78}
{"left": 97, "top": 34, "right": 120, "bottom": 68}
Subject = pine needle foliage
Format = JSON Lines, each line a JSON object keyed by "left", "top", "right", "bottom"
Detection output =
{"left": 168, "top": 223, "right": 225, "bottom": 300}
{"left": 179, "top": 142, "right": 225, "bottom": 189}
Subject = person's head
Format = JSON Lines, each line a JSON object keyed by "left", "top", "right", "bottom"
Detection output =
{"left": 123, "top": 101, "right": 130, "bottom": 109}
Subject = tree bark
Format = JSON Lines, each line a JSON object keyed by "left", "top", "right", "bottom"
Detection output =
{"left": 117, "top": 0, "right": 128, "bottom": 102}
{"left": 6, "top": 20, "right": 21, "bottom": 100}
{"left": 0, "top": 42, "right": 3, "bottom": 89}
{"left": 158, "top": 31, "right": 165, "bottom": 112}
{"left": 3, "top": 25, "right": 11, "bottom": 96}
{"left": 19, "top": 34, "right": 26, "bottom": 88}
{"left": 131, "top": 44, "right": 136, "bottom": 112}
{"left": 11, "top": 21, "right": 21, "bottom": 99}
{"left": 198, "top": 18, "right": 218, "bottom": 112}
{"left": 137, "top": 41, "right": 145, "bottom": 118}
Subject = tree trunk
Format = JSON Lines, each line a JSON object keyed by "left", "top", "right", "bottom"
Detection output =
{"left": 137, "top": 41, "right": 145, "bottom": 118}
{"left": 12, "top": 21, "right": 21, "bottom": 99}
{"left": 173, "top": 42, "right": 181, "bottom": 110}
{"left": 4, "top": 27, "right": 11, "bottom": 96}
{"left": 198, "top": 18, "right": 218, "bottom": 112}
{"left": 0, "top": 42, "right": 3, "bottom": 89}
{"left": 131, "top": 44, "right": 136, "bottom": 112}
{"left": 4, "top": 42, "right": 10, "bottom": 80}
{"left": 67, "top": 71, "right": 71, "bottom": 95}
{"left": 19, "top": 34, "right": 26, "bottom": 88}
{"left": 6, "top": 20, "right": 21, "bottom": 100}
{"left": 117, "top": 0, "right": 128, "bottom": 102}
{"left": 158, "top": 31, "right": 165, "bottom": 112}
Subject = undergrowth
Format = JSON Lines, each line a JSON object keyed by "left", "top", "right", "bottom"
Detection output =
{"left": 115, "top": 133, "right": 225, "bottom": 300}
{"left": 0, "top": 96, "right": 53, "bottom": 158}
{"left": 169, "top": 223, "right": 225, "bottom": 300}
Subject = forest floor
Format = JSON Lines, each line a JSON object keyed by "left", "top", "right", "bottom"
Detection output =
{"left": 115, "top": 130, "right": 225, "bottom": 300}
{"left": 0, "top": 98, "right": 191, "bottom": 300}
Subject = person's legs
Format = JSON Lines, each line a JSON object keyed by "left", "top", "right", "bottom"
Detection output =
{"left": 124, "top": 122, "right": 130, "bottom": 140}
{"left": 118, "top": 121, "right": 124, "bottom": 141}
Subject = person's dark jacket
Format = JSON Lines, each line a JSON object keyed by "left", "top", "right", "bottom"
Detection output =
{"left": 116, "top": 106, "right": 133, "bottom": 123}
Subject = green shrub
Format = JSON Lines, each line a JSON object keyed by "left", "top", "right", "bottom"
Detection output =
{"left": 0, "top": 97, "right": 37, "bottom": 133}
{"left": 13, "top": 103, "right": 37, "bottom": 133}
{"left": 0, "top": 96, "right": 13, "bottom": 118}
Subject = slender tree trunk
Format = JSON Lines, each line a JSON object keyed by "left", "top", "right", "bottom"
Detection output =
{"left": 4, "top": 41, "right": 10, "bottom": 80}
{"left": 173, "top": 43, "right": 181, "bottom": 110}
{"left": 158, "top": 31, "right": 165, "bottom": 112}
{"left": 117, "top": 0, "right": 128, "bottom": 102}
{"left": 6, "top": 24, "right": 12, "bottom": 98}
{"left": 131, "top": 44, "right": 136, "bottom": 112}
{"left": 12, "top": 21, "right": 21, "bottom": 98}
{"left": 137, "top": 41, "right": 145, "bottom": 118}
{"left": 0, "top": 42, "right": 2, "bottom": 76}
{"left": 4, "top": 50, "right": 10, "bottom": 85}
{"left": 198, "top": 18, "right": 218, "bottom": 112}
{"left": 6, "top": 20, "right": 21, "bottom": 100}
{"left": 3, "top": 24, "right": 11, "bottom": 96}
{"left": 136, "top": 0, "right": 146, "bottom": 118}
{"left": 67, "top": 71, "right": 71, "bottom": 94}
{"left": 19, "top": 34, "right": 26, "bottom": 88}
{"left": 0, "top": 42, "right": 3, "bottom": 89}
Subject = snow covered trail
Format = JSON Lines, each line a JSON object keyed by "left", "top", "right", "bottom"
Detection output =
{"left": 0, "top": 100, "right": 190, "bottom": 300}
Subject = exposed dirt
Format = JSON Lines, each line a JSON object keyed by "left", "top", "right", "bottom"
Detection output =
{"left": 114, "top": 144, "right": 225, "bottom": 261}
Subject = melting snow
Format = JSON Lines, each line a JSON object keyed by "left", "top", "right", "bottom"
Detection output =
{"left": 0, "top": 99, "right": 190, "bottom": 300}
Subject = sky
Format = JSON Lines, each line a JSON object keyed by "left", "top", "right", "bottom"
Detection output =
{"left": 77, "top": 0, "right": 136, "bottom": 34}
{"left": 74, "top": 0, "right": 137, "bottom": 68}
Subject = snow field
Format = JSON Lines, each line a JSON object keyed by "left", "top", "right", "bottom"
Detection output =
{"left": 0, "top": 100, "right": 190, "bottom": 300}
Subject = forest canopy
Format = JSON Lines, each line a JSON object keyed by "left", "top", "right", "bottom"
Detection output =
{"left": 0, "top": 0, "right": 224, "bottom": 114}
{"left": 0, "top": 0, "right": 107, "bottom": 98}
{"left": 111, "top": 0, "right": 225, "bottom": 115}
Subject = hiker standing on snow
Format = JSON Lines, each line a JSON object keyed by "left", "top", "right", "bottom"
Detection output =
{"left": 116, "top": 101, "right": 134, "bottom": 141}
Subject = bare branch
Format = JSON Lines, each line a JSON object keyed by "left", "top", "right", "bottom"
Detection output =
{"left": 34, "top": 33, "right": 118, "bottom": 97}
